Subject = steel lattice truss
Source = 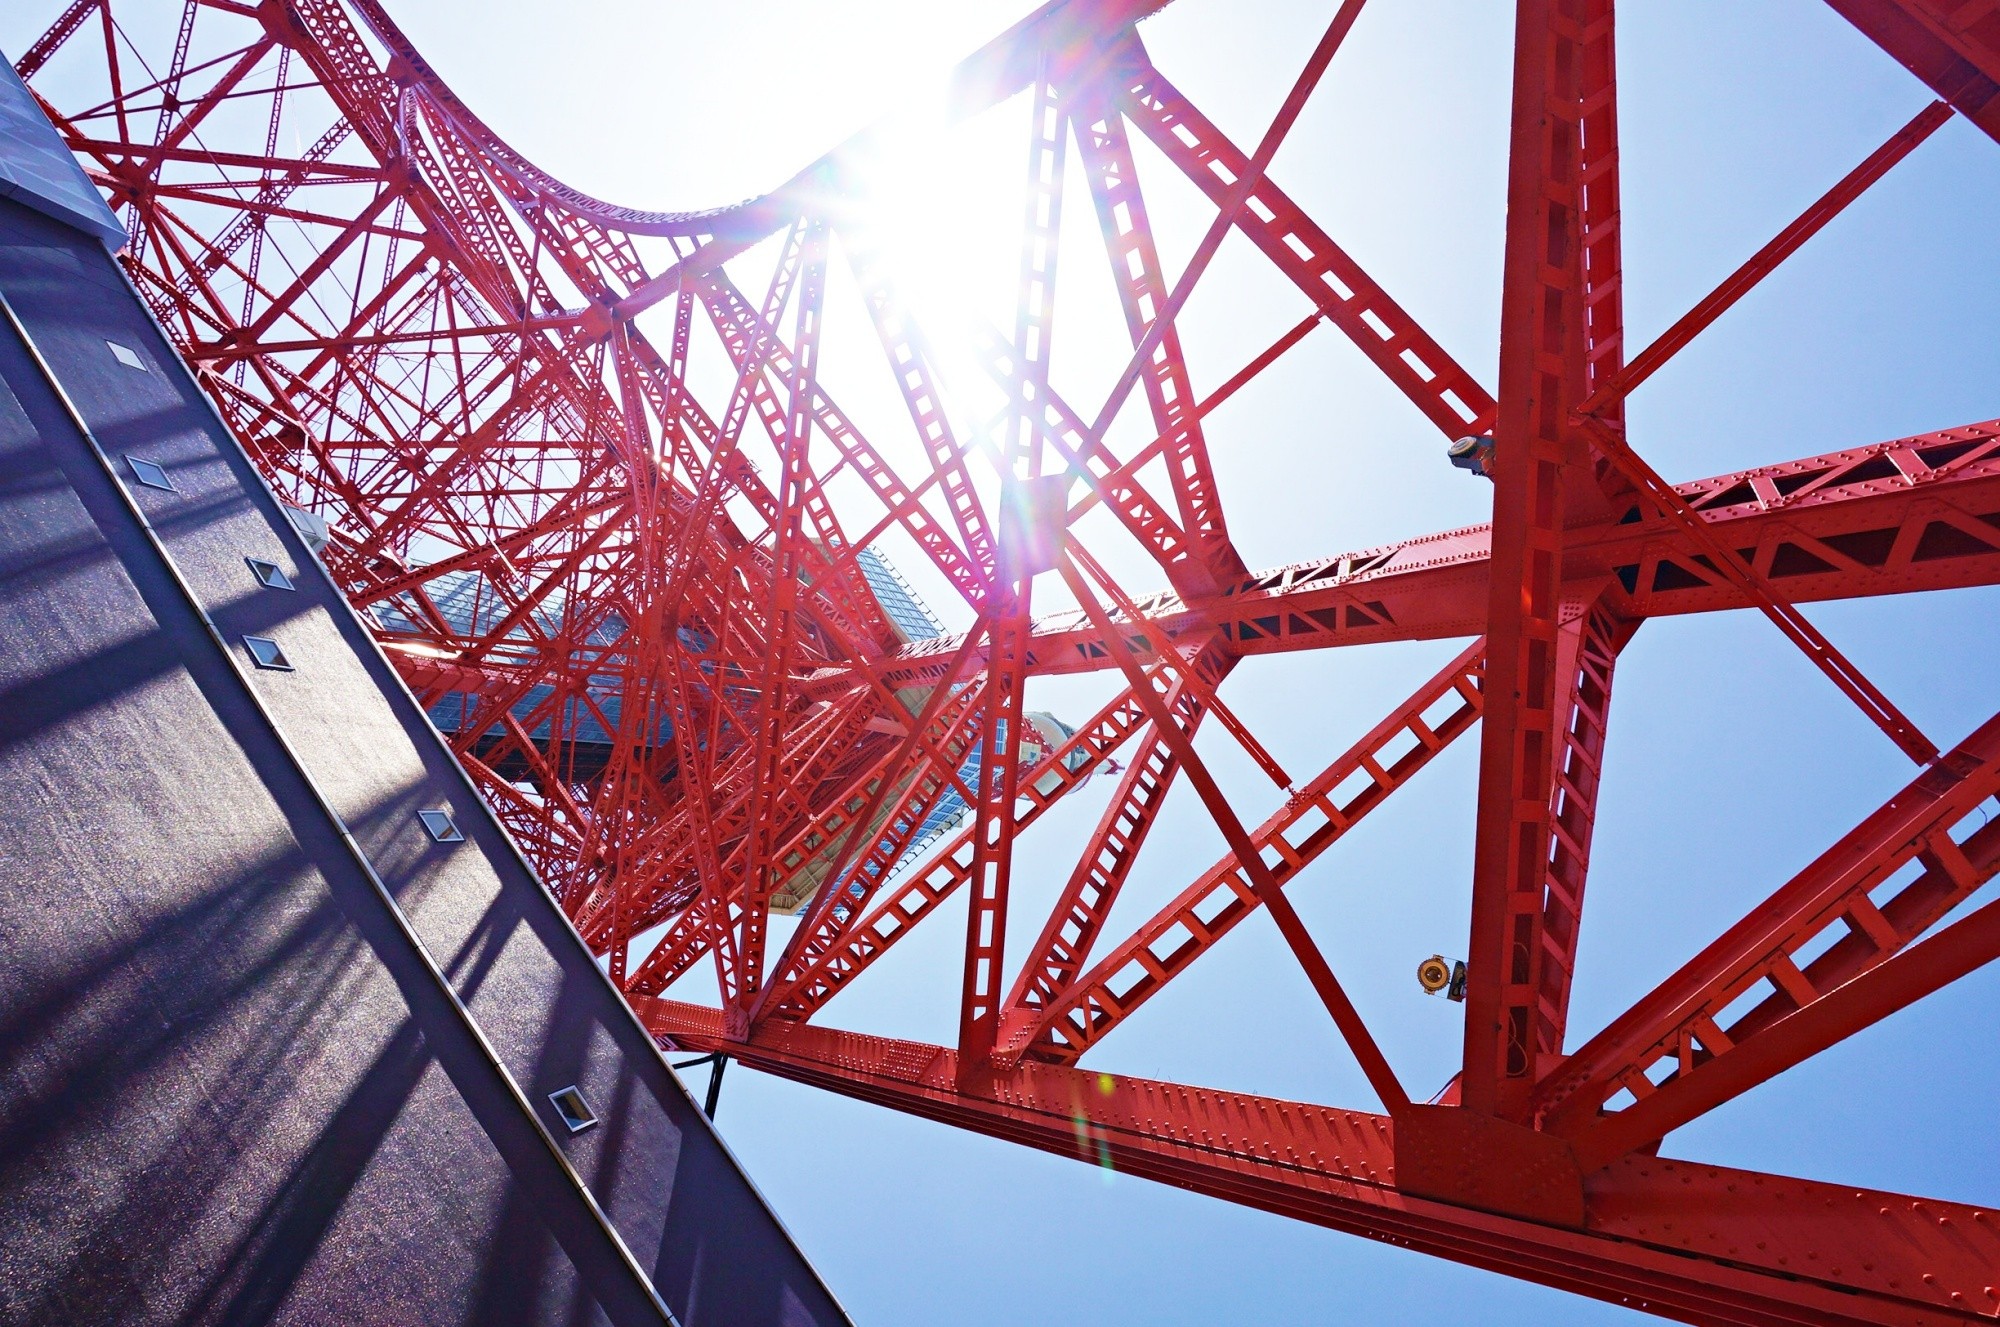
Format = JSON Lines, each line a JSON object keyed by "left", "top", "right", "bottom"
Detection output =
{"left": 18, "top": 0, "right": 2000, "bottom": 1320}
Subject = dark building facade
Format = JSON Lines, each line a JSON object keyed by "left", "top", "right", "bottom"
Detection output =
{"left": 0, "top": 54, "right": 845, "bottom": 1327}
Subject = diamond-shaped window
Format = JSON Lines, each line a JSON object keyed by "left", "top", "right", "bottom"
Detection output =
{"left": 107, "top": 341, "right": 147, "bottom": 371}
{"left": 548, "top": 1086, "right": 597, "bottom": 1135}
{"left": 417, "top": 808, "right": 464, "bottom": 843}
{"left": 126, "top": 456, "right": 174, "bottom": 491}
{"left": 242, "top": 635, "right": 292, "bottom": 670}
{"left": 246, "top": 557, "right": 294, "bottom": 591}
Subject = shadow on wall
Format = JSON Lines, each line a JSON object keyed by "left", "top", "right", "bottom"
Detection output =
{"left": 0, "top": 798, "right": 662, "bottom": 1326}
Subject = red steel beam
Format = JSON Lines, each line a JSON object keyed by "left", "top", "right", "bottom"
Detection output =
{"left": 1825, "top": 0, "right": 2000, "bottom": 141}
{"left": 1080, "top": 0, "right": 1369, "bottom": 445}
{"left": 635, "top": 1004, "right": 2000, "bottom": 1327}
{"left": 1017, "top": 640, "right": 1485, "bottom": 1065}
{"left": 762, "top": 673, "right": 1160, "bottom": 1024}
{"left": 1485, "top": 592, "right": 1638, "bottom": 1089}
{"left": 1460, "top": 0, "right": 1619, "bottom": 1122}
{"left": 1074, "top": 93, "right": 1244, "bottom": 592}
{"left": 1057, "top": 550, "right": 1411, "bottom": 1112}
{"left": 1579, "top": 100, "right": 1953, "bottom": 416}
{"left": 856, "top": 419, "right": 2000, "bottom": 689}
{"left": 1572, "top": 412, "right": 1939, "bottom": 765}
{"left": 1540, "top": 708, "right": 2000, "bottom": 1151}
{"left": 959, "top": 59, "right": 1068, "bottom": 1085}
{"left": 996, "top": 686, "right": 1201, "bottom": 1052}
{"left": 1572, "top": 884, "right": 2000, "bottom": 1174}
{"left": 1115, "top": 52, "right": 1497, "bottom": 439}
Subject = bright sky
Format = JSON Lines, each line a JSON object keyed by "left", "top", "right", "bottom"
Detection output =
{"left": 10, "top": 1, "right": 1998, "bottom": 1322}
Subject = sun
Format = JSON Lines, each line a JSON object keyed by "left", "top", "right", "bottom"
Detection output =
{"left": 836, "top": 93, "right": 1029, "bottom": 368}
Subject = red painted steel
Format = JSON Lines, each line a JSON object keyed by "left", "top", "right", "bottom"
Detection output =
{"left": 21, "top": 0, "right": 2000, "bottom": 1320}
{"left": 1539, "top": 711, "right": 2000, "bottom": 1152}
{"left": 1824, "top": 0, "right": 2000, "bottom": 141}
{"left": 634, "top": 1003, "right": 2000, "bottom": 1327}
{"left": 1462, "top": 0, "right": 1616, "bottom": 1122}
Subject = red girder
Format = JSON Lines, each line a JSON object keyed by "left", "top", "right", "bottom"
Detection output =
{"left": 957, "top": 598, "right": 1035, "bottom": 1083}
{"left": 1058, "top": 548, "right": 1412, "bottom": 1112}
{"left": 837, "top": 224, "right": 1001, "bottom": 587}
{"left": 762, "top": 675, "right": 1157, "bottom": 1023}
{"left": 1540, "top": 708, "right": 2000, "bottom": 1153}
{"left": 953, "top": 57, "right": 1072, "bottom": 1084}
{"left": 1462, "top": 0, "right": 1618, "bottom": 1123}
{"left": 997, "top": 679, "right": 1203, "bottom": 1053}
{"left": 1074, "top": 89, "right": 1244, "bottom": 592}
{"left": 1827, "top": 0, "right": 2000, "bottom": 141}
{"left": 1022, "top": 640, "right": 1486, "bottom": 1065}
{"left": 24, "top": 0, "right": 2000, "bottom": 1319}
{"left": 1526, "top": 597, "right": 1633, "bottom": 1066}
{"left": 638, "top": 1005, "right": 2000, "bottom": 1327}
{"left": 759, "top": 686, "right": 995, "bottom": 998}
{"left": 862, "top": 419, "right": 2000, "bottom": 688}
{"left": 1114, "top": 45, "right": 1498, "bottom": 439}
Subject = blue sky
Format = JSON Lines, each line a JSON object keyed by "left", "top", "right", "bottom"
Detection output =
{"left": 11, "top": 1, "right": 1998, "bottom": 1321}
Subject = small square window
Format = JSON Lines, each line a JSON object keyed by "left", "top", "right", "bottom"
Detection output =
{"left": 548, "top": 1086, "right": 597, "bottom": 1135}
{"left": 417, "top": 808, "right": 464, "bottom": 843}
{"left": 107, "top": 340, "right": 147, "bottom": 371}
{"left": 242, "top": 635, "right": 292, "bottom": 670}
{"left": 246, "top": 557, "right": 295, "bottom": 591}
{"left": 126, "top": 456, "right": 174, "bottom": 491}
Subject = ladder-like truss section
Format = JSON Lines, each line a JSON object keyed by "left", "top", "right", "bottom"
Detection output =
{"left": 18, "top": 0, "right": 2000, "bottom": 1321}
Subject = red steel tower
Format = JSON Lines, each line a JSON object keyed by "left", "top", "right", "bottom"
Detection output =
{"left": 17, "top": 0, "right": 2000, "bottom": 1320}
